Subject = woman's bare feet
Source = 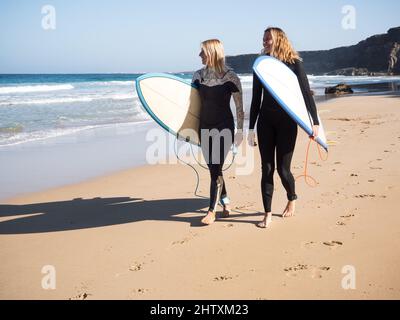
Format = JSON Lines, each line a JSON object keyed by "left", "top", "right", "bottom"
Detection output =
{"left": 201, "top": 211, "right": 216, "bottom": 225}
{"left": 221, "top": 204, "right": 231, "bottom": 218}
{"left": 257, "top": 212, "right": 272, "bottom": 228}
{"left": 282, "top": 200, "right": 296, "bottom": 218}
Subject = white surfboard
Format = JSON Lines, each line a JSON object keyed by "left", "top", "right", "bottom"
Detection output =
{"left": 136, "top": 73, "right": 201, "bottom": 145}
{"left": 253, "top": 56, "right": 328, "bottom": 151}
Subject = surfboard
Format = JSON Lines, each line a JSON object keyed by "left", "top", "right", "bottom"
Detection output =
{"left": 135, "top": 73, "right": 201, "bottom": 146}
{"left": 253, "top": 56, "right": 328, "bottom": 151}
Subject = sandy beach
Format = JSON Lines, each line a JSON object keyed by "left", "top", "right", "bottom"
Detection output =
{"left": 1, "top": 94, "right": 400, "bottom": 300}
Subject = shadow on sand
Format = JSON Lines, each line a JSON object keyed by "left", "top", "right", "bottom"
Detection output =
{"left": 0, "top": 196, "right": 268, "bottom": 234}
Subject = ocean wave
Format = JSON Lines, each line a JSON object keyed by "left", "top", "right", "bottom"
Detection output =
{"left": 0, "top": 97, "right": 94, "bottom": 106}
{"left": 110, "top": 93, "right": 137, "bottom": 100}
{"left": 0, "top": 93, "right": 138, "bottom": 106}
{"left": 109, "top": 80, "right": 136, "bottom": 85}
{"left": 0, "top": 84, "right": 74, "bottom": 94}
{"left": 82, "top": 80, "right": 136, "bottom": 87}
{"left": 0, "top": 126, "right": 98, "bottom": 147}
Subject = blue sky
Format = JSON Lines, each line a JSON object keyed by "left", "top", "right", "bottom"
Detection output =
{"left": 1, "top": 0, "right": 399, "bottom": 73}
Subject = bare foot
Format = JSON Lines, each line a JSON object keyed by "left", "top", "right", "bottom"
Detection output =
{"left": 257, "top": 212, "right": 272, "bottom": 228}
{"left": 201, "top": 211, "right": 216, "bottom": 225}
{"left": 221, "top": 204, "right": 231, "bottom": 218}
{"left": 282, "top": 200, "right": 296, "bottom": 218}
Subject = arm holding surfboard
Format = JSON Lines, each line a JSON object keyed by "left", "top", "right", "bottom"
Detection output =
{"left": 292, "top": 59, "right": 320, "bottom": 138}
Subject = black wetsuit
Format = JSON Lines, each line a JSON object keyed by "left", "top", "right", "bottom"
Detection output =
{"left": 192, "top": 67, "right": 244, "bottom": 212}
{"left": 249, "top": 58, "right": 319, "bottom": 213}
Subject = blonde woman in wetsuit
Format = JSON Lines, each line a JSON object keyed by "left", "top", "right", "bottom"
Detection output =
{"left": 248, "top": 27, "right": 320, "bottom": 228}
{"left": 192, "top": 39, "right": 244, "bottom": 225}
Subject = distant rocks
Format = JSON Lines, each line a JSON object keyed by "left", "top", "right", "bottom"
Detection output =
{"left": 226, "top": 54, "right": 258, "bottom": 74}
{"left": 325, "top": 84, "right": 354, "bottom": 95}
{"left": 325, "top": 68, "right": 369, "bottom": 76}
{"left": 325, "top": 67, "right": 389, "bottom": 76}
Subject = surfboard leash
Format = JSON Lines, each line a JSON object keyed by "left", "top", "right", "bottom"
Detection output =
{"left": 295, "top": 137, "right": 329, "bottom": 187}
{"left": 173, "top": 137, "right": 237, "bottom": 197}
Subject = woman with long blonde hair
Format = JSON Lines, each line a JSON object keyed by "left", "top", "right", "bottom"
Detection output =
{"left": 248, "top": 27, "right": 320, "bottom": 228}
{"left": 192, "top": 39, "right": 244, "bottom": 225}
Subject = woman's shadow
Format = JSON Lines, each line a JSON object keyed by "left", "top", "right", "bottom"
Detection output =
{"left": 0, "top": 197, "right": 210, "bottom": 234}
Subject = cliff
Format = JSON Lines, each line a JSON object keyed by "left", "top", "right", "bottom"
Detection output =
{"left": 226, "top": 27, "right": 400, "bottom": 75}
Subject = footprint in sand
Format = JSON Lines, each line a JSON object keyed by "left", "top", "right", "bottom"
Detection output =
{"left": 69, "top": 292, "right": 91, "bottom": 300}
{"left": 311, "top": 266, "right": 331, "bottom": 279}
{"left": 213, "top": 275, "right": 236, "bottom": 282}
{"left": 337, "top": 212, "right": 357, "bottom": 226}
{"left": 323, "top": 241, "right": 343, "bottom": 249}
{"left": 171, "top": 232, "right": 199, "bottom": 246}
{"left": 284, "top": 264, "right": 330, "bottom": 279}
{"left": 284, "top": 264, "right": 308, "bottom": 277}
{"left": 301, "top": 241, "right": 318, "bottom": 249}
{"left": 172, "top": 238, "right": 191, "bottom": 245}
{"left": 131, "top": 288, "right": 149, "bottom": 295}
{"left": 69, "top": 282, "right": 92, "bottom": 300}
{"left": 354, "top": 194, "right": 376, "bottom": 199}
{"left": 329, "top": 117, "right": 352, "bottom": 122}
{"left": 310, "top": 161, "right": 322, "bottom": 167}
{"left": 235, "top": 202, "right": 255, "bottom": 210}
{"left": 129, "top": 262, "right": 144, "bottom": 272}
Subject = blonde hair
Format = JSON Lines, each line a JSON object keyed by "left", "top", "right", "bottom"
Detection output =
{"left": 265, "top": 27, "right": 300, "bottom": 64}
{"left": 201, "top": 39, "right": 227, "bottom": 73}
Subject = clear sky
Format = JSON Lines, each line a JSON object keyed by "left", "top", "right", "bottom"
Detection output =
{"left": 1, "top": 0, "right": 399, "bottom": 73}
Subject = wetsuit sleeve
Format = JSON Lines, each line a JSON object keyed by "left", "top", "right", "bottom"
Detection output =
{"left": 228, "top": 72, "right": 244, "bottom": 130}
{"left": 249, "top": 72, "right": 263, "bottom": 130}
{"left": 293, "top": 60, "right": 319, "bottom": 125}
{"left": 191, "top": 70, "right": 201, "bottom": 88}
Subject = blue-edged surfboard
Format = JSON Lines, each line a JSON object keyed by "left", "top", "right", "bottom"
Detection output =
{"left": 135, "top": 73, "right": 201, "bottom": 146}
{"left": 253, "top": 56, "right": 328, "bottom": 151}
